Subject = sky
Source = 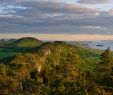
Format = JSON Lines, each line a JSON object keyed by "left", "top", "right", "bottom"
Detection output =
{"left": 0, "top": 0, "right": 113, "bottom": 40}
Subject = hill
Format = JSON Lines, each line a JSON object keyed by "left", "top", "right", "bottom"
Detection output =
{"left": 9, "top": 37, "right": 43, "bottom": 48}
{"left": 0, "top": 37, "right": 43, "bottom": 60}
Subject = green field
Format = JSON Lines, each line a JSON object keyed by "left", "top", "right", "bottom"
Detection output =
{"left": 0, "top": 51, "right": 16, "bottom": 60}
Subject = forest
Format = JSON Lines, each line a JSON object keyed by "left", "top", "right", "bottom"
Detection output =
{"left": 0, "top": 37, "right": 113, "bottom": 95}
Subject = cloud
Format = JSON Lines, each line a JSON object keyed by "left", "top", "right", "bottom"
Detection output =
{"left": 0, "top": 1, "right": 100, "bottom": 25}
{"left": 78, "top": 0, "right": 113, "bottom": 4}
{"left": 0, "top": 0, "right": 113, "bottom": 35}
{"left": 81, "top": 26, "right": 101, "bottom": 29}
{"left": 0, "top": 3, "right": 27, "bottom": 18}
{"left": 81, "top": 26, "right": 107, "bottom": 31}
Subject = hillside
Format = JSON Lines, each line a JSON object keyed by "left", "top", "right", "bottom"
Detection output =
{"left": 10, "top": 37, "right": 42, "bottom": 48}
{"left": 0, "top": 38, "right": 113, "bottom": 94}
{"left": 0, "top": 37, "right": 43, "bottom": 60}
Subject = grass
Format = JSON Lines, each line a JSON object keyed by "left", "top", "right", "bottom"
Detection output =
{"left": 76, "top": 45, "right": 103, "bottom": 61}
{"left": 75, "top": 45, "right": 103, "bottom": 76}
{"left": 16, "top": 40, "right": 41, "bottom": 48}
{"left": 12, "top": 37, "right": 42, "bottom": 48}
{"left": 0, "top": 51, "right": 16, "bottom": 60}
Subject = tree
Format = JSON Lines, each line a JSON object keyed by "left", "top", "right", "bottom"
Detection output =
{"left": 97, "top": 47, "right": 113, "bottom": 92}
{"left": 100, "top": 47, "right": 113, "bottom": 66}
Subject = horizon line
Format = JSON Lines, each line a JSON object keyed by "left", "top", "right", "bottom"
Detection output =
{"left": 1, "top": 33, "right": 113, "bottom": 41}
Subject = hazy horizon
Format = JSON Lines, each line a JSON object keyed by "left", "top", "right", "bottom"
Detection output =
{"left": 1, "top": 33, "right": 113, "bottom": 41}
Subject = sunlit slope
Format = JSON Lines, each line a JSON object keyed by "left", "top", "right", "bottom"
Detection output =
{"left": 11, "top": 37, "right": 42, "bottom": 48}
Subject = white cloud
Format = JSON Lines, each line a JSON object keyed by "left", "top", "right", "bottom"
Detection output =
{"left": 81, "top": 26, "right": 107, "bottom": 30}
{"left": 7, "top": 5, "right": 27, "bottom": 10}
{"left": 0, "top": 3, "right": 27, "bottom": 17}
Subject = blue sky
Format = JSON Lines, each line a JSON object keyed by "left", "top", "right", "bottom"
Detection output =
{"left": 0, "top": 0, "right": 113, "bottom": 40}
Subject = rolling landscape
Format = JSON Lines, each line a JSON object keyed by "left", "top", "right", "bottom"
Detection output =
{"left": 0, "top": 37, "right": 113, "bottom": 94}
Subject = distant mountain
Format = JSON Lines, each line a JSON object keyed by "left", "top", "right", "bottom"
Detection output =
{"left": 10, "top": 37, "right": 43, "bottom": 48}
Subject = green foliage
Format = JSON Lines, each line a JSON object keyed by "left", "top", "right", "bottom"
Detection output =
{"left": 100, "top": 47, "right": 113, "bottom": 66}
{"left": 0, "top": 39, "right": 113, "bottom": 94}
{"left": 10, "top": 53, "right": 39, "bottom": 65}
{"left": 0, "top": 64, "right": 7, "bottom": 76}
